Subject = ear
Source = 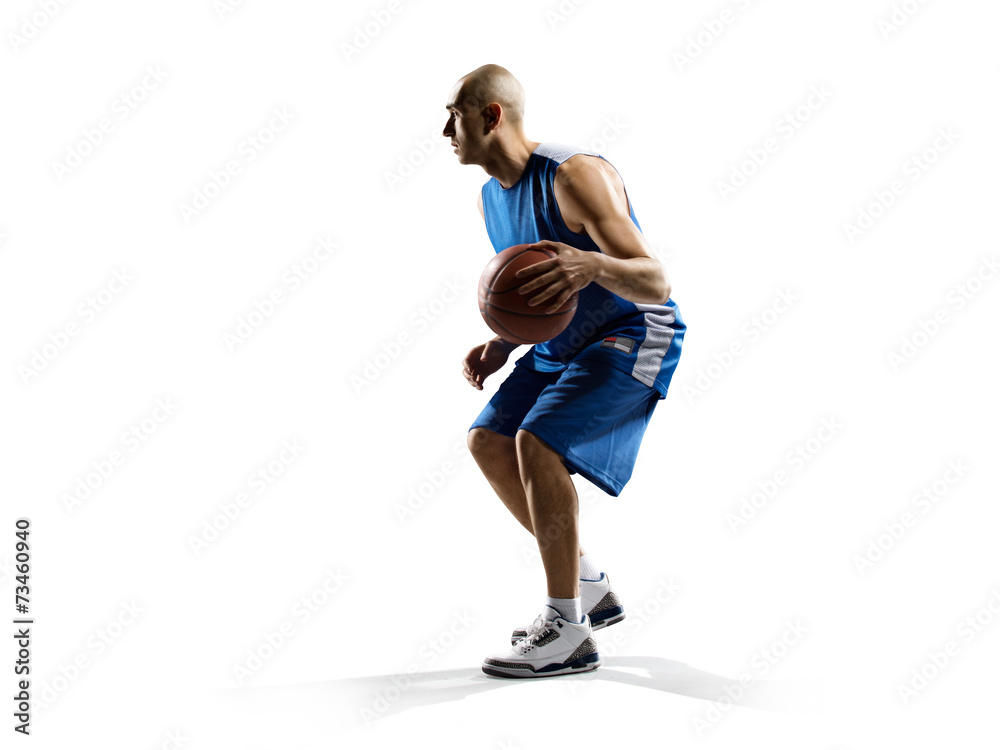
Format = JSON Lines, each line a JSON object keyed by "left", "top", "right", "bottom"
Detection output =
{"left": 484, "top": 102, "right": 503, "bottom": 131}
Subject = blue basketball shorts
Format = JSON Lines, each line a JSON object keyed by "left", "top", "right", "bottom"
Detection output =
{"left": 468, "top": 360, "right": 660, "bottom": 496}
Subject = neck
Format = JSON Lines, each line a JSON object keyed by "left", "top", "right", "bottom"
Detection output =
{"left": 482, "top": 136, "right": 540, "bottom": 188}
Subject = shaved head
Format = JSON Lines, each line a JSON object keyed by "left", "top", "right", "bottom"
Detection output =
{"left": 455, "top": 64, "right": 525, "bottom": 128}
{"left": 444, "top": 64, "right": 537, "bottom": 176}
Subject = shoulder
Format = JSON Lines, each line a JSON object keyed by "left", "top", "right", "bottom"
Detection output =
{"left": 553, "top": 153, "right": 623, "bottom": 203}
{"left": 556, "top": 152, "right": 608, "bottom": 180}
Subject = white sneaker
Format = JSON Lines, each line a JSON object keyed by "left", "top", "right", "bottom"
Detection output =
{"left": 483, "top": 605, "right": 600, "bottom": 678}
{"left": 510, "top": 573, "right": 624, "bottom": 645}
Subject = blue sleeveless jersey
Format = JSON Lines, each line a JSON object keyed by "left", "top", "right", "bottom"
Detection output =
{"left": 480, "top": 143, "right": 685, "bottom": 399}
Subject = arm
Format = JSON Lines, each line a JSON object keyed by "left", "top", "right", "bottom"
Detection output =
{"left": 462, "top": 189, "right": 520, "bottom": 389}
{"left": 517, "top": 156, "right": 671, "bottom": 312}
{"left": 478, "top": 188, "right": 517, "bottom": 352}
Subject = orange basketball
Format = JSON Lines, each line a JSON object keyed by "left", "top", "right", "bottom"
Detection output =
{"left": 478, "top": 244, "right": 578, "bottom": 345}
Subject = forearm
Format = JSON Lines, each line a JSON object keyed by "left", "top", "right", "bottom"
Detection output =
{"left": 592, "top": 254, "right": 671, "bottom": 305}
{"left": 492, "top": 334, "right": 522, "bottom": 352}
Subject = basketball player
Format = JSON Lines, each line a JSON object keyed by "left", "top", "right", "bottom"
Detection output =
{"left": 444, "top": 64, "right": 685, "bottom": 678}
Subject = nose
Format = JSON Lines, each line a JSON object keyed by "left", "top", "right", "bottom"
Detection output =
{"left": 443, "top": 114, "right": 455, "bottom": 138}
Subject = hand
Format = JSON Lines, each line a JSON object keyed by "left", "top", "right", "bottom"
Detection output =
{"left": 462, "top": 337, "right": 515, "bottom": 390}
{"left": 515, "top": 240, "right": 599, "bottom": 313}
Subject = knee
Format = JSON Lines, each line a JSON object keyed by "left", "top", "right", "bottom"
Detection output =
{"left": 515, "top": 428, "right": 547, "bottom": 464}
{"left": 468, "top": 427, "right": 508, "bottom": 464}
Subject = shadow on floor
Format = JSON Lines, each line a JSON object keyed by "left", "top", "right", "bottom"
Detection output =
{"left": 253, "top": 654, "right": 823, "bottom": 725}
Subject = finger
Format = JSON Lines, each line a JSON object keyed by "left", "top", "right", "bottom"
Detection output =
{"left": 518, "top": 268, "right": 560, "bottom": 294}
{"left": 514, "top": 258, "right": 557, "bottom": 279}
{"left": 517, "top": 276, "right": 544, "bottom": 295}
{"left": 524, "top": 241, "right": 556, "bottom": 254}
{"left": 527, "top": 281, "right": 565, "bottom": 307}
{"left": 545, "top": 289, "right": 574, "bottom": 314}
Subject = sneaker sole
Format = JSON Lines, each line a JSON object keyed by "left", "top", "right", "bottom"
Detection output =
{"left": 590, "top": 605, "right": 626, "bottom": 630}
{"left": 482, "top": 652, "right": 601, "bottom": 679}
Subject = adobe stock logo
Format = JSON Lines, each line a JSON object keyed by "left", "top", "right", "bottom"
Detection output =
{"left": 545, "top": 0, "right": 591, "bottom": 30}
{"left": 51, "top": 66, "right": 168, "bottom": 182}
{"left": 671, "top": 0, "right": 755, "bottom": 72}
{"left": 19, "top": 268, "right": 134, "bottom": 384}
{"left": 691, "top": 619, "right": 808, "bottom": 735}
{"left": 232, "top": 567, "right": 349, "bottom": 685}
{"left": 214, "top": 0, "right": 249, "bottom": 20}
{"left": 682, "top": 289, "right": 797, "bottom": 402}
{"left": 716, "top": 86, "right": 833, "bottom": 201}
{"left": 384, "top": 129, "right": 442, "bottom": 192}
{"left": 340, "top": 0, "right": 406, "bottom": 64}
{"left": 878, "top": 0, "right": 931, "bottom": 40}
{"left": 33, "top": 601, "right": 144, "bottom": 713}
{"left": 842, "top": 127, "right": 960, "bottom": 244}
{"left": 360, "top": 610, "right": 478, "bottom": 725}
{"left": 177, "top": 107, "right": 295, "bottom": 223}
{"left": 61, "top": 398, "right": 179, "bottom": 514}
{"left": 188, "top": 440, "right": 306, "bottom": 555}
{"left": 223, "top": 236, "right": 338, "bottom": 352}
{"left": 351, "top": 279, "right": 466, "bottom": 393}
{"left": 853, "top": 459, "right": 970, "bottom": 575}
{"left": 726, "top": 417, "right": 842, "bottom": 533}
{"left": 897, "top": 588, "right": 1000, "bottom": 706}
{"left": 7, "top": 0, "right": 72, "bottom": 53}
{"left": 886, "top": 254, "right": 997, "bottom": 372}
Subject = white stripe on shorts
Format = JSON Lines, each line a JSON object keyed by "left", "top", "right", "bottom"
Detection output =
{"left": 630, "top": 305, "right": 676, "bottom": 388}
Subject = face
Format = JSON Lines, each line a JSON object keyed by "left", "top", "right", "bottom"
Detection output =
{"left": 443, "top": 80, "right": 485, "bottom": 166}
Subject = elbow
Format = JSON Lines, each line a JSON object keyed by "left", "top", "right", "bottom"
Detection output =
{"left": 618, "top": 258, "right": 671, "bottom": 304}
{"left": 656, "top": 269, "right": 671, "bottom": 305}
{"left": 644, "top": 254, "right": 670, "bottom": 304}
{"left": 633, "top": 277, "right": 670, "bottom": 305}
{"left": 631, "top": 271, "right": 670, "bottom": 305}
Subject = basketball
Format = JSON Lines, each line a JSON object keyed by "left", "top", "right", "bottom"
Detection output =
{"left": 478, "top": 244, "right": 578, "bottom": 345}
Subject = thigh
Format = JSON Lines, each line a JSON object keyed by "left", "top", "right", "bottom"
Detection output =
{"left": 518, "top": 361, "right": 659, "bottom": 496}
{"left": 469, "top": 363, "right": 563, "bottom": 438}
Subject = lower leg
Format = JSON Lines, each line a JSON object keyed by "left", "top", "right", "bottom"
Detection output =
{"left": 468, "top": 428, "right": 586, "bottom": 558}
{"left": 516, "top": 430, "right": 580, "bottom": 600}
{"left": 468, "top": 428, "right": 534, "bottom": 535}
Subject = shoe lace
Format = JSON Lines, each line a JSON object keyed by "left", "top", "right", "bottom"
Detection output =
{"left": 514, "top": 613, "right": 552, "bottom": 655}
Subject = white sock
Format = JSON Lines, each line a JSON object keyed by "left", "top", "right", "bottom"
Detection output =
{"left": 546, "top": 596, "right": 583, "bottom": 623}
{"left": 579, "top": 553, "right": 602, "bottom": 582}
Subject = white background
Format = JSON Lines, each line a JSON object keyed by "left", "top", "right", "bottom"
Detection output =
{"left": 2, "top": 0, "right": 999, "bottom": 748}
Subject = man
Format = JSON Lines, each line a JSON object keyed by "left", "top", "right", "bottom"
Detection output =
{"left": 443, "top": 64, "right": 685, "bottom": 678}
